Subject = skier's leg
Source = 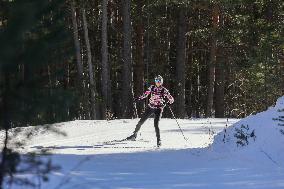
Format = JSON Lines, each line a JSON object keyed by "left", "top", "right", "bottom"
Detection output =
{"left": 134, "top": 107, "right": 153, "bottom": 132}
{"left": 126, "top": 107, "right": 154, "bottom": 140}
{"left": 127, "top": 107, "right": 153, "bottom": 140}
{"left": 154, "top": 108, "right": 163, "bottom": 146}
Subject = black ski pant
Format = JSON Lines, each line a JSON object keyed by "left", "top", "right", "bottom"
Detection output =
{"left": 133, "top": 106, "right": 163, "bottom": 141}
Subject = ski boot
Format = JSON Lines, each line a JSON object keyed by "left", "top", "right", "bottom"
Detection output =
{"left": 126, "top": 133, "right": 137, "bottom": 141}
{"left": 157, "top": 139, "right": 161, "bottom": 147}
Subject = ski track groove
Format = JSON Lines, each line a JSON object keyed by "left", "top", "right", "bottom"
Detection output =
{"left": 3, "top": 118, "right": 241, "bottom": 155}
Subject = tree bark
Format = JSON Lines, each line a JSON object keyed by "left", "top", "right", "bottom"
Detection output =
{"left": 175, "top": 8, "right": 187, "bottom": 118}
{"left": 111, "top": 0, "right": 122, "bottom": 118}
{"left": 205, "top": 3, "right": 219, "bottom": 117}
{"left": 121, "top": 0, "right": 134, "bottom": 118}
{"left": 186, "top": 37, "right": 193, "bottom": 117}
{"left": 47, "top": 65, "right": 55, "bottom": 122}
{"left": 214, "top": 7, "right": 224, "bottom": 118}
{"left": 215, "top": 58, "right": 225, "bottom": 117}
{"left": 101, "top": 0, "right": 112, "bottom": 120}
{"left": 133, "top": 0, "right": 144, "bottom": 116}
{"left": 82, "top": 8, "right": 97, "bottom": 120}
{"left": 71, "top": 1, "right": 83, "bottom": 84}
{"left": 71, "top": 1, "right": 85, "bottom": 119}
{"left": 0, "top": 73, "right": 10, "bottom": 189}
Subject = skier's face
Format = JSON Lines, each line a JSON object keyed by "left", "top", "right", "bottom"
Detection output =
{"left": 155, "top": 79, "right": 162, "bottom": 87}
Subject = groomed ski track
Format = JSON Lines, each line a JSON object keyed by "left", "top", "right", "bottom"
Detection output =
{"left": 15, "top": 118, "right": 238, "bottom": 155}
{"left": 2, "top": 113, "right": 284, "bottom": 189}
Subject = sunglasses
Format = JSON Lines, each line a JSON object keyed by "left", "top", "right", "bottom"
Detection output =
{"left": 155, "top": 79, "right": 161, "bottom": 83}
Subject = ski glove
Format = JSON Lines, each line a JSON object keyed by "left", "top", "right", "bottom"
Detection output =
{"left": 168, "top": 98, "right": 174, "bottom": 104}
{"left": 134, "top": 97, "right": 142, "bottom": 102}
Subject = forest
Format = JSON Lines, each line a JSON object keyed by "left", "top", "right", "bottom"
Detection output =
{"left": 0, "top": 0, "right": 283, "bottom": 126}
{"left": 0, "top": 1, "right": 283, "bottom": 188}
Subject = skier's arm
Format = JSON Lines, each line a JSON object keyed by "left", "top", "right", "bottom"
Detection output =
{"left": 164, "top": 89, "right": 174, "bottom": 104}
{"left": 137, "top": 85, "right": 152, "bottom": 100}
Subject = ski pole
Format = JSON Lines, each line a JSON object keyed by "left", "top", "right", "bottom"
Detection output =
{"left": 167, "top": 104, "right": 188, "bottom": 142}
{"left": 132, "top": 97, "right": 139, "bottom": 119}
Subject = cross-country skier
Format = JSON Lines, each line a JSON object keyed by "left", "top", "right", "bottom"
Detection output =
{"left": 126, "top": 75, "right": 174, "bottom": 147}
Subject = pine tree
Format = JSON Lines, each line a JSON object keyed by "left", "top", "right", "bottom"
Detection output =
{"left": 121, "top": 0, "right": 135, "bottom": 118}
{"left": 0, "top": 0, "right": 72, "bottom": 187}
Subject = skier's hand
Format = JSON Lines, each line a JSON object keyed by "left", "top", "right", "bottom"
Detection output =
{"left": 165, "top": 101, "right": 171, "bottom": 106}
{"left": 168, "top": 98, "right": 174, "bottom": 104}
{"left": 134, "top": 97, "right": 142, "bottom": 102}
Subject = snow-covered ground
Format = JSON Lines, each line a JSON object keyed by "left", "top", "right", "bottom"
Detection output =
{"left": 12, "top": 118, "right": 238, "bottom": 155}
{"left": 1, "top": 96, "right": 284, "bottom": 189}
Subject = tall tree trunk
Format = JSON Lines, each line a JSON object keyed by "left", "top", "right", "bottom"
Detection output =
{"left": 215, "top": 57, "right": 225, "bottom": 117}
{"left": 134, "top": 0, "right": 144, "bottom": 116}
{"left": 175, "top": 8, "right": 187, "bottom": 118}
{"left": 82, "top": 8, "right": 97, "bottom": 120}
{"left": 101, "top": 0, "right": 112, "bottom": 119}
{"left": 145, "top": 0, "right": 152, "bottom": 108}
{"left": 0, "top": 73, "right": 10, "bottom": 189}
{"left": 71, "top": 1, "right": 85, "bottom": 119}
{"left": 47, "top": 65, "right": 55, "bottom": 122}
{"left": 186, "top": 37, "right": 193, "bottom": 117}
{"left": 64, "top": 60, "right": 72, "bottom": 119}
{"left": 205, "top": 3, "right": 219, "bottom": 117}
{"left": 214, "top": 7, "right": 224, "bottom": 118}
{"left": 112, "top": 0, "right": 122, "bottom": 118}
{"left": 121, "top": 0, "right": 134, "bottom": 118}
{"left": 193, "top": 59, "right": 201, "bottom": 118}
{"left": 71, "top": 1, "right": 83, "bottom": 83}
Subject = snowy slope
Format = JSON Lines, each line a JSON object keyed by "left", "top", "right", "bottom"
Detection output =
{"left": 212, "top": 96, "right": 284, "bottom": 165}
{"left": 1, "top": 97, "right": 284, "bottom": 189}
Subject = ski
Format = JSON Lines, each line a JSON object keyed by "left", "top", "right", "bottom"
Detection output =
{"left": 103, "top": 137, "right": 150, "bottom": 145}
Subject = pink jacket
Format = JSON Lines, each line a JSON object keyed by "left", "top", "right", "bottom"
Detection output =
{"left": 139, "top": 85, "right": 174, "bottom": 109}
